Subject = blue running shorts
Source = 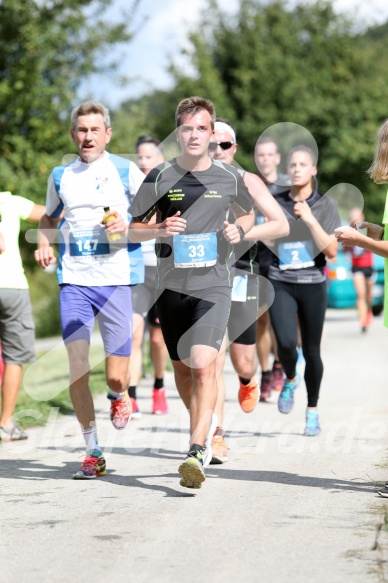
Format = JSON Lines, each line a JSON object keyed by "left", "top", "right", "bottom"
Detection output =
{"left": 59, "top": 284, "right": 133, "bottom": 356}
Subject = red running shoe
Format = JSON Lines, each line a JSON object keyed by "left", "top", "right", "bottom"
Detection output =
{"left": 109, "top": 394, "right": 132, "bottom": 429}
{"left": 152, "top": 388, "right": 168, "bottom": 415}
{"left": 73, "top": 450, "right": 106, "bottom": 479}
{"left": 130, "top": 397, "right": 142, "bottom": 419}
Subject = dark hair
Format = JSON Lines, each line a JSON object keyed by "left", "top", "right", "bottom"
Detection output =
{"left": 287, "top": 144, "right": 317, "bottom": 166}
{"left": 255, "top": 136, "right": 280, "bottom": 152}
{"left": 135, "top": 135, "right": 161, "bottom": 150}
{"left": 175, "top": 96, "right": 216, "bottom": 128}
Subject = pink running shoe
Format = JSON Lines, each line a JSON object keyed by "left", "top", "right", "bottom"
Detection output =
{"left": 272, "top": 362, "right": 285, "bottom": 392}
{"left": 130, "top": 397, "right": 142, "bottom": 419}
{"left": 259, "top": 372, "right": 272, "bottom": 401}
{"left": 152, "top": 388, "right": 168, "bottom": 415}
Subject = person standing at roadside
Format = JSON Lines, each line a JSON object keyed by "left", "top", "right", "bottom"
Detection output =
{"left": 268, "top": 145, "right": 340, "bottom": 436}
{"left": 0, "top": 192, "right": 45, "bottom": 442}
{"left": 35, "top": 101, "right": 145, "bottom": 479}
{"left": 127, "top": 96, "right": 254, "bottom": 489}
{"left": 334, "top": 120, "right": 388, "bottom": 495}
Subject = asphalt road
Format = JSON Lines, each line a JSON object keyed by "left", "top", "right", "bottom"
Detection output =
{"left": 1, "top": 308, "right": 388, "bottom": 582}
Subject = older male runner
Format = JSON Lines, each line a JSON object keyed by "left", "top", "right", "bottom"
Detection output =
{"left": 35, "top": 101, "right": 145, "bottom": 479}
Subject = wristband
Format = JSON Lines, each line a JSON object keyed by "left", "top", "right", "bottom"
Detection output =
{"left": 236, "top": 225, "right": 245, "bottom": 241}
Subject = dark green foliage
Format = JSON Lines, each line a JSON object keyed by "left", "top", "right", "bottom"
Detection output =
{"left": 0, "top": 0, "right": 138, "bottom": 334}
{"left": 113, "top": 0, "right": 388, "bottom": 222}
{"left": 27, "top": 267, "right": 61, "bottom": 338}
{"left": 0, "top": 0, "right": 136, "bottom": 201}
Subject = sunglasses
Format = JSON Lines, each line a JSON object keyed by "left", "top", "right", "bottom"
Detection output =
{"left": 208, "top": 141, "right": 235, "bottom": 151}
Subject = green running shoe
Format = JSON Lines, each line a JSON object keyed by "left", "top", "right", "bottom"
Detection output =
{"left": 179, "top": 450, "right": 205, "bottom": 489}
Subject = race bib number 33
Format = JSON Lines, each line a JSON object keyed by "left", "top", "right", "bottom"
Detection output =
{"left": 69, "top": 229, "right": 110, "bottom": 257}
{"left": 173, "top": 232, "right": 217, "bottom": 268}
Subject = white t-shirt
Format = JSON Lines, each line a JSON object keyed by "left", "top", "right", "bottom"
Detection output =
{"left": 141, "top": 239, "right": 157, "bottom": 267}
{"left": 0, "top": 191, "right": 34, "bottom": 289}
{"left": 47, "top": 152, "right": 144, "bottom": 286}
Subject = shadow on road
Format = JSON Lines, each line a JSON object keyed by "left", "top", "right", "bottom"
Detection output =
{"left": 0, "top": 456, "right": 376, "bottom": 496}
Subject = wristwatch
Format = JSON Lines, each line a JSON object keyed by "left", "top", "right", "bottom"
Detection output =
{"left": 236, "top": 225, "right": 245, "bottom": 241}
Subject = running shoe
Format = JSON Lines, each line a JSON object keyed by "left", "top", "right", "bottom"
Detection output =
{"left": 278, "top": 373, "right": 300, "bottom": 414}
{"left": 304, "top": 409, "right": 321, "bottom": 436}
{"left": 210, "top": 427, "right": 228, "bottom": 464}
{"left": 272, "top": 362, "right": 285, "bottom": 392}
{"left": 73, "top": 450, "right": 106, "bottom": 479}
{"left": 0, "top": 424, "right": 28, "bottom": 442}
{"left": 152, "top": 388, "right": 168, "bottom": 415}
{"left": 179, "top": 449, "right": 206, "bottom": 489}
{"left": 238, "top": 379, "right": 259, "bottom": 413}
{"left": 130, "top": 397, "right": 142, "bottom": 420}
{"left": 108, "top": 393, "right": 132, "bottom": 429}
{"left": 259, "top": 372, "right": 272, "bottom": 401}
{"left": 202, "top": 413, "right": 218, "bottom": 467}
{"left": 378, "top": 485, "right": 388, "bottom": 498}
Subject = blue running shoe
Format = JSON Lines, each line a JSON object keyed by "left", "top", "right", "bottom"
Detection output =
{"left": 278, "top": 373, "right": 300, "bottom": 414}
{"left": 304, "top": 410, "right": 321, "bottom": 436}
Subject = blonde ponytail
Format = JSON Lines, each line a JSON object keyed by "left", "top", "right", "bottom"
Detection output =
{"left": 368, "top": 120, "right": 388, "bottom": 183}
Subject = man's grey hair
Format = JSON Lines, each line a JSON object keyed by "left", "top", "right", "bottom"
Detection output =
{"left": 70, "top": 101, "right": 111, "bottom": 130}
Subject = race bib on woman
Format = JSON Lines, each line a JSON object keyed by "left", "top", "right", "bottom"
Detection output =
{"left": 278, "top": 240, "right": 314, "bottom": 270}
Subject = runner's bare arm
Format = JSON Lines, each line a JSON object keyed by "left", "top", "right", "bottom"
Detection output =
{"left": 34, "top": 213, "right": 60, "bottom": 268}
{"left": 335, "top": 225, "right": 388, "bottom": 258}
{"left": 242, "top": 172, "right": 289, "bottom": 242}
{"left": 128, "top": 212, "right": 187, "bottom": 242}
{"left": 222, "top": 205, "right": 254, "bottom": 244}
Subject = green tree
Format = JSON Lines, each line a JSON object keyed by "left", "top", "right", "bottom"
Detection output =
{"left": 0, "top": 0, "right": 139, "bottom": 335}
{"left": 120, "top": 0, "right": 388, "bottom": 221}
{"left": 0, "top": 0, "right": 139, "bottom": 202}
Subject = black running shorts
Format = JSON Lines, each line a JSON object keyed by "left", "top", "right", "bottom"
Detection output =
{"left": 156, "top": 287, "right": 231, "bottom": 361}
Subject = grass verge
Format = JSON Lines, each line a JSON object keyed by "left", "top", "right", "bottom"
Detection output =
{"left": 12, "top": 337, "right": 170, "bottom": 429}
{"left": 15, "top": 344, "right": 107, "bottom": 429}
